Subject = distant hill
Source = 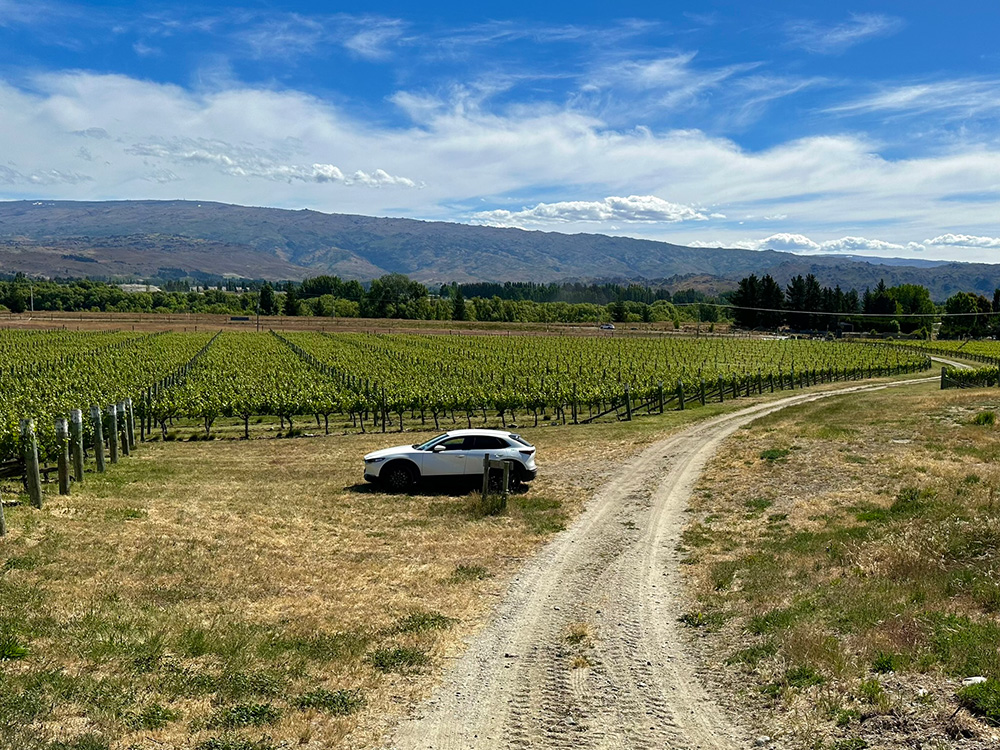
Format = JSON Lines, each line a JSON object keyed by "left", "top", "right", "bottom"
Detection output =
{"left": 0, "top": 199, "right": 996, "bottom": 301}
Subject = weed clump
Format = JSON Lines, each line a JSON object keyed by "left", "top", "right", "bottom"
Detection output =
{"left": 366, "top": 646, "right": 429, "bottom": 673}
{"left": 957, "top": 678, "right": 1000, "bottom": 725}
{"left": 450, "top": 564, "right": 490, "bottom": 583}
{"left": 972, "top": 410, "right": 996, "bottom": 426}
{"left": 759, "top": 448, "right": 790, "bottom": 462}
{"left": 206, "top": 702, "right": 282, "bottom": 729}
{"left": 294, "top": 688, "right": 366, "bottom": 715}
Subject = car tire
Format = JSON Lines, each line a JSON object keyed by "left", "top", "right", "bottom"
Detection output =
{"left": 381, "top": 464, "right": 414, "bottom": 493}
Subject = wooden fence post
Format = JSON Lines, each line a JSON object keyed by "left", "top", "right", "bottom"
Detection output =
{"left": 117, "top": 402, "right": 130, "bottom": 457}
{"left": 108, "top": 404, "right": 120, "bottom": 464}
{"left": 676, "top": 380, "right": 685, "bottom": 410}
{"left": 91, "top": 405, "right": 106, "bottom": 472}
{"left": 718, "top": 376, "right": 725, "bottom": 402}
{"left": 941, "top": 366, "right": 947, "bottom": 389}
{"left": 658, "top": 381, "right": 665, "bottom": 414}
{"left": 0, "top": 490, "right": 5, "bottom": 537}
{"left": 20, "top": 419, "right": 43, "bottom": 509}
{"left": 125, "top": 397, "right": 136, "bottom": 450}
{"left": 700, "top": 378, "right": 707, "bottom": 406}
{"left": 70, "top": 409, "right": 85, "bottom": 482}
{"left": 56, "top": 418, "right": 71, "bottom": 495}
{"left": 482, "top": 454, "right": 491, "bottom": 498}
{"left": 571, "top": 383, "right": 578, "bottom": 424}
{"left": 624, "top": 385, "right": 633, "bottom": 421}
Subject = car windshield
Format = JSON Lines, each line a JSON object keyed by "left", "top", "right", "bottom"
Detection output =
{"left": 413, "top": 433, "right": 449, "bottom": 451}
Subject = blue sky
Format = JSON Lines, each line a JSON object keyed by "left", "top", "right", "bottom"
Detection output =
{"left": 3, "top": 1, "right": 1000, "bottom": 262}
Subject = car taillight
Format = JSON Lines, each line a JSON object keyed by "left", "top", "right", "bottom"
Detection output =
{"left": 519, "top": 449, "right": 535, "bottom": 456}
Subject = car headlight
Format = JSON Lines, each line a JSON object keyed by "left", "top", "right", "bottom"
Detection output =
{"left": 365, "top": 457, "right": 386, "bottom": 463}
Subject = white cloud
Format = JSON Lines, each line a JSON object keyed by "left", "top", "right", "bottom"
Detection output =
{"left": 0, "top": 164, "right": 91, "bottom": 185}
{"left": 829, "top": 78, "right": 1000, "bottom": 119}
{"left": 124, "top": 137, "right": 417, "bottom": 186}
{"left": 470, "top": 195, "right": 709, "bottom": 227}
{"left": 759, "top": 233, "right": 821, "bottom": 252}
{"left": 785, "top": 13, "right": 903, "bottom": 55}
{"left": 817, "top": 236, "right": 906, "bottom": 253}
{"left": 925, "top": 233, "right": 1000, "bottom": 248}
{"left": 4, "top": 72, "right": 1000, "bottom": 261}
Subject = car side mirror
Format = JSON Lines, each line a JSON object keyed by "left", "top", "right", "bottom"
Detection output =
{"left": 432, "top": 444, "right": 447, "bottom": 453}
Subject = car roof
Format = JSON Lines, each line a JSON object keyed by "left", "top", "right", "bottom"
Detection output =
{"left": 442, "top": 429, "right": 515, "bottom": 438}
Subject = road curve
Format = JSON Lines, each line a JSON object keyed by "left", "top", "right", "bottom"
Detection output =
{"left": 388, "top": 377, "right": 936, "bottom": 750}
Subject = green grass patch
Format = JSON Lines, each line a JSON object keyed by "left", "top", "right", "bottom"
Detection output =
{"left": 972, "top": 410, "right": 996, "bottom": 426}
{"left": 366, "top": 646, "right": 429, "bottom": 674}
{"left": 391, "top": 611, "right": 455, "bottom": 635}
{"left": 957, "top": 678, "right": 1000, "bottom": 725}
{"left": 759, "top": 448, "right": 790, "bottom": 462}
{"left": 677, "top": 610, "right": 726, "bottom": 630}
{"left": 511, "top": 495, "right": 566, "bottom": 535}
{"left": 450, "top": 564, "right": 491, "bottom": 583}
{"left": 206, "top": 702, "right": 282, "bottom": 729}
{"left": 0, "top": 632, "right": 29, "bottom": 660}
{"left": 726, "top": 640, "right": 778, "bottom": 667}
{"left": 197, "top": 737, "right": 277, "bottom": 750}
{"left": 294, "top": 688, "right": 366, "bottom": 715}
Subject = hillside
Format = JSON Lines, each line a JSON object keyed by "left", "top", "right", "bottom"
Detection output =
{"left": 0, "top": 200, "right": 995, "bottom": 300}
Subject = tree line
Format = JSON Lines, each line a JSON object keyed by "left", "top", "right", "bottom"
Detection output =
{"left": 729, "top": 273, "right": 1000, "bottom": 338}
{"left": 0, "top": 273, "right": 727, "bottom": 326}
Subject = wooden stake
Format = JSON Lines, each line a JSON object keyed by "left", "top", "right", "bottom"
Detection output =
{"left": 108, "top": 404, "right": 120, "bottom": 464}
{"left": 56, "top": 418, "right": 71, "bottom": 495}
{"left": 20, "top": 419, "right": 43, "bottom": 509}
{"left": 70, "top": 409, "right": 85, "bottom": 482}
{"left": 91, "top": 405, "right": 106, "bottom": 472}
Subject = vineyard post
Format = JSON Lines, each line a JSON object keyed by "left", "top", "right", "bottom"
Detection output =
{"left": 571, "top": 383, "right": 578, "bottom": 424}
{"left": 624, "top": 385, "right": 633, "bottom": 421}
{"left": 126, "top": 397, "right": 136, "bottom": 449}
{"left": 55, "top": 418, "right": 70, "bottom": 495}
{"left": 117, "top": 402, "right": 130, "bottom": 457}
{"left": 658, "top": 381, "right": 664, "bottom": 413}
{"left": 941, "top": 367, "right": 946, "bottom": 389}
{"left": 90, "top": 405, "right": 106, "bottom": 472}
{"left": 108, "top": 404, "right": 120, "bottom": 464}
{"left": 700, "top": 378, "right": 707, "bottom": 406}
{"left": 20, "top": 419, "right": 43, "bottom": 509}
{"left": 139, "top": 391, "right": 146, "bottom": 442}
{"left": 0, "top": 490, "right": 5, "bottom": 537}
{"left": 717, "top": 376, "right": 724, "bottom": 402}
{"left": 676, "top": 380, "right": 685, "bottom": 410}
{"left": 70, "top": 410, "right": 84, "bottom": 482}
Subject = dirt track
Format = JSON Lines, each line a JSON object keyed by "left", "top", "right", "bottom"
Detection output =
{"left": 388, "top": 377, "right": 937, "bottom": 750}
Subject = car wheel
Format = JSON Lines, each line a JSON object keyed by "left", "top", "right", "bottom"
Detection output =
{"left": 382, "top": 464, "right": 413, "bottom": 493}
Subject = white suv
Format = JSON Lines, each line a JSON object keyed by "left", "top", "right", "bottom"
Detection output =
{"left": 363, "top": 429, "right": 538, "bottom": 492}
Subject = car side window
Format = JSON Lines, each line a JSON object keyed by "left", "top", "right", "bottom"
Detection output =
{"left": 439, "top": 437, "right": 470, "bottom": 451}
{"left": 472, "top": 436, "right": 509, "bottom": 450}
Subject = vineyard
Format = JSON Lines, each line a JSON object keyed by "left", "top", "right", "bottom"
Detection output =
{"left": 0, "top": 330, "right": 931, "bottom": 482}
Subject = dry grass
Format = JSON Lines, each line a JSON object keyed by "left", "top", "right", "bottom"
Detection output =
{"left": 0, "top": 398, "right": 735, "bottom": 750}
{"left": 686, "top": 382, "right": 1000, "bottom": 749}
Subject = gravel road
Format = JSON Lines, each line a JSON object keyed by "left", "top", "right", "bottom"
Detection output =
{"left": 388, "top": 378, "right": 936, "bottom": 750}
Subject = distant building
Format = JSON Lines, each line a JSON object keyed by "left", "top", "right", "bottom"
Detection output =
{"left": 118, "top": 283, "right": 161, "bottom": 293}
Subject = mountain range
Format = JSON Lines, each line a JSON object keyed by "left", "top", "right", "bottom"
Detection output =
{"left": 0, "top": 199, "right": 995, "bottom": 301}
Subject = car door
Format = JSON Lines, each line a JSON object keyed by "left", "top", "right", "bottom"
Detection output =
{"left": 464, "top": 435, "right": 512, "bottom": 475}
{"left": 421, "top": 436, "right": 472, "bottom": 477}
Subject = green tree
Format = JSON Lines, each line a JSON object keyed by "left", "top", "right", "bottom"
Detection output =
{"left": 259, "top": 283, "right": 279, "bottom": 315}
